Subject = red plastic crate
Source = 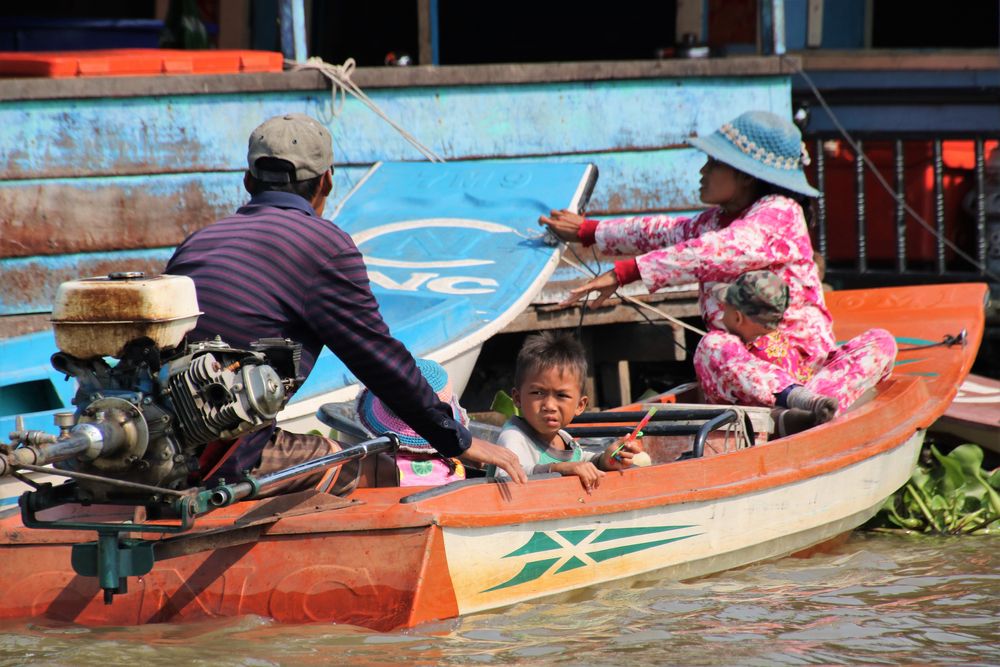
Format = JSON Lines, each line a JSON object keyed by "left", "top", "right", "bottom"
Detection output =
{"left": 0, "top": 49, "right": 283, "bottom": 77}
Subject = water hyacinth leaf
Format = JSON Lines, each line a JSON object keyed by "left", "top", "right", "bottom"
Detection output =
{"left": 910, "top": 466, "right": 932, "bottom": 492}
{"left": 947, "top": 444, "right": 984, "bottom": 476}
{"left": 931, "top": 445, "right": 967, "bottom": 496}
{"left": 946, "top": 445, "right": 1000, "bottom": 515}
{"left": 868, "top": 443, "right": 998, "bottom": 534}
{"left": 491, "top": 390, "right": 520, "bottom": 419}
{"left": 982, "top": 475, "right": 1000, "bottom": 516}
{"left": 963, "top": 484, "right": 987, "bottom": 512}
{"left": 882, "top": 495, "right": 922, "bottom": 529}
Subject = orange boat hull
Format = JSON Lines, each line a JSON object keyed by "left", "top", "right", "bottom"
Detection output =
{"left": 0, "top": 283, "right": 987, "bottom": 630}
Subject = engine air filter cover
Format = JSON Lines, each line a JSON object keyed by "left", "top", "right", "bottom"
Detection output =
{"left": 51, "top": 272, "right": 201, "bottom": 358}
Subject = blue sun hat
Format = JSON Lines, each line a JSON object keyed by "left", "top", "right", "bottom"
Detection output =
{"left": 688, "top": 111, "right": 820, "bottom": 197}
{"left": 356, "top": 358, "right": 468, "bottom": 454}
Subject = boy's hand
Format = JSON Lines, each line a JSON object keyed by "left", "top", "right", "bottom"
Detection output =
{"left": 601, "top": 437, "right": 644, "bottom": 471}
{"left": 538, "top": 209, "right": 584, "bottom": 243}
{"left": 551, "top": 461, "right": 605, "bottom": 493}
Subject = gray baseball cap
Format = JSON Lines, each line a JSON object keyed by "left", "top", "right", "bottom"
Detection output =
{"left": 247, "top": 113, "right": 333, "bottom": 183}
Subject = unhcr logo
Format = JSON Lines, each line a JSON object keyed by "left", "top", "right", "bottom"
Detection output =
{"left": 354, "top": 218, "right": 514, "bottom": 295}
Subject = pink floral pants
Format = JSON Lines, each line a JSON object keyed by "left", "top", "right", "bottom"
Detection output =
{"left": 694, "top": 328, "right": 898, "bottom": 412}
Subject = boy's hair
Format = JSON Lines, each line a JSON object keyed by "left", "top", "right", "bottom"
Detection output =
{"left": 514, "top": 331, "right": 588, "bottom": 391}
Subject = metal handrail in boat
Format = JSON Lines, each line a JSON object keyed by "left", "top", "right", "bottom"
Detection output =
{"left": 565, "top": 408, "right": 744, "bottom": 459}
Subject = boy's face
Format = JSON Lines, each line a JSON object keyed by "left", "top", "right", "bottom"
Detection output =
{"left": 720, "top": 300, "right": 775, "bottom": 344}
{"left": 512, "top": 365, "right": 588, "bottom": 445}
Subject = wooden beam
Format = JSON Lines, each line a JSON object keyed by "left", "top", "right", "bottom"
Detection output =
{"left": 807, "top": 0, "right": 824, "bottom": 48}
{"left": 0, "top": 56, "right": 800, "bottom": 101}
{"left": 417, "top": 0, "right": 432, "bottom": 66}
{"left": 502, "top": 294, "right": 701, "bottom": 333}
{"left": 675, "top": 0, "right": 705, "bottom": 43}
{"left": 617, "top": 360, "right": 632, "bottom": 405}
{"left": 218, "top": 0, "right": 251, "bottom": 49}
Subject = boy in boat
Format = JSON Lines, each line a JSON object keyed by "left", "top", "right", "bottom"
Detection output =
{"left": 491, "top": 331, "right": 642, "bottom": 492}
{"left": 711, "top": 270, "right": 895, "bottom": 435}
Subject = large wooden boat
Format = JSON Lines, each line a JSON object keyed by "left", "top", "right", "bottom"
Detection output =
{"left": 0, "top": 160, "right": 595, "bottom": 439}
{"left": 0, "top": 282, "right": 985, "bottom": 631}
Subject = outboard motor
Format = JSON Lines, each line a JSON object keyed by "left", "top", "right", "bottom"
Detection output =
{"left": 0, "top": 273, "right": 402, "bottom": 605}
{"left": 2, "top": 272, "right": 303, "bottom": 503}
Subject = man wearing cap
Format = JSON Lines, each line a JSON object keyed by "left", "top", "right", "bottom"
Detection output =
{"left": 166, "top": 113, "right": 527, "bottom": 489}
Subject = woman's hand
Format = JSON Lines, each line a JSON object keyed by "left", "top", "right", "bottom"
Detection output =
{"left": 600, "top": 437, "right": 644, "bottom": 471}
{"left": 558, "top": 270, "right": 619, "bottom": 309}
{"left": 551, "top": 461, "right": 606, "bottom": 494}
{"left": 538, "top": 209, "right": 584, "bottom": 243}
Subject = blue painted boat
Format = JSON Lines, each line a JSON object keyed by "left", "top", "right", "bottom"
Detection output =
{"left": 0, "top": 159, "right": 596, "bottom": 449}
{"left": 276, "top": 160, "right": 597, "bottom": 432}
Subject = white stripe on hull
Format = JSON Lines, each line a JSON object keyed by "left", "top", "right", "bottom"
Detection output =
{"left": 443, "top": 431, "right": 923, "bottom": 615}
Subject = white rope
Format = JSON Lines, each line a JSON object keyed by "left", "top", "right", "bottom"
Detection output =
{"left": 722, "top": 406, "right": 753, "bottom": 452}
{"left": 559, "top": 253, "right": 708, "bottom": 337}
{"left": 287, "top": 57, "right": 445, "bottom": 163}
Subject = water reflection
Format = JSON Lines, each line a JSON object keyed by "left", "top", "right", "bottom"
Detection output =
{"left": 2, "top": 533, "right": 997, "bottom": 666}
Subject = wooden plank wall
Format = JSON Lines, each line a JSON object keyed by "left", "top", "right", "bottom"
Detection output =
{"left": 0, "top": 68, "right": 791, "bottom": 338}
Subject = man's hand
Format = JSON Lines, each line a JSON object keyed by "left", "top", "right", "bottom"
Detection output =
{"left": 461, "top": 437, "right": 527, "bottom": 484}
{"left": 551, "top": 461, "right": 606, "bottom": 493}
{"left": 538, "top": 209, "right": 584, "bottom": 243}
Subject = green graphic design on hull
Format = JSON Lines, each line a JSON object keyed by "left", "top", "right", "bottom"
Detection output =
{"left": 482, "top": 525, "right": 700, "bottom": 592}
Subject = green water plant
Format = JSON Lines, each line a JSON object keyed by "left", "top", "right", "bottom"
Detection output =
{"left": 490, "top": 390, "right": 521, "bottom": 419}
{"left": 869, "top": 443, "right": 1000, "bottom": 535}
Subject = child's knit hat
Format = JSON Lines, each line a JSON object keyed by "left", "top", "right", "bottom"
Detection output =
{"left": 356, "top": 358, "right": 467, "bottom": 454}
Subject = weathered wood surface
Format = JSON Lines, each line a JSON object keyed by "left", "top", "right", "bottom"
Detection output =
{"left": 0, "top": 152, "right": 705, "bottom": 259}
{"left": 503, "top": 292, "right": 701, "bottom": 333}
{"left": 0, "top": 168, "right": 370, "bottom": 258}
{"left": 0, "top": 57, "right": 797, "bottom": 100}
{"left": 0, "top": 60, "right": 793, "bottom": 336}
{"left": 1, "top": 80, "right": 782, "bottom": 178}
{"left": 2, "top": 249, "right": 173, "bottom": 316}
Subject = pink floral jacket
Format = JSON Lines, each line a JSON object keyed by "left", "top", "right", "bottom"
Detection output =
{"left": 593, "top": 195, "right": 836, "bottom": 376}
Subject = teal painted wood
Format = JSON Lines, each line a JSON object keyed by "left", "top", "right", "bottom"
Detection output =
{"left": 1, "top": 147, "right": 706, "bottom": 247}
{"left": 1, "top": 71, "right": 794, "bottom": 329}
{"left": 1, "top": 248, "right": 174, "bottom": 315}
{"left": 490, "top": 148, "right": 708, "bottom": 213}
{"left": 0, "top": 167, "right": 371, "bottom": 258}
{"left": 0, "top": 148, "right": 716, "bottom": 314}
{"left": 0, "top": 77, "right": 790, "bottom": 178}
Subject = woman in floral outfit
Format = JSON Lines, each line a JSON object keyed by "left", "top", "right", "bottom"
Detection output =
{"left": 540, "top": 111, "right": 896, "bottom": 433}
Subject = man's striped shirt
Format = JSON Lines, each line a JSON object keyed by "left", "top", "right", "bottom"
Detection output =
{"left": 165, "top": 191, "right": 470, "bottom": 476}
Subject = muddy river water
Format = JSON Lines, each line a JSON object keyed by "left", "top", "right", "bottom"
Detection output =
{"left": 1, "top": 532, "right": 996, "bottom": 666}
